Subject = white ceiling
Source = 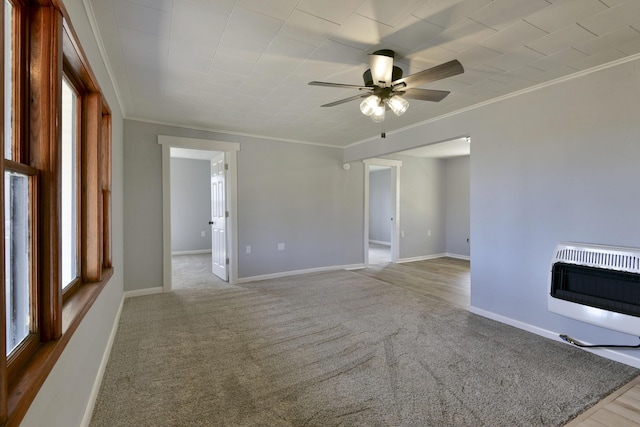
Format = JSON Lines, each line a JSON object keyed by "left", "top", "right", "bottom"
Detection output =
{"left": 88, "top": 0, "right": 640, "bottom": 147}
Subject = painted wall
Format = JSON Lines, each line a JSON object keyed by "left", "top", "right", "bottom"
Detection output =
{"left": 21, "top": 0, "right": 125, "bottom": 425}
{"left": 344, "top": 57, "right": 640, "bottom": 364}
{"left": 170, "top": 158, "right": 211, "bottom": 253}
{"left": 236, "top": 137, "right": 363, "bottom": 278}
{"left": 369, "top": 169, "right": 391, "bottom": 244}
{"left": 445, "top": 156, "right": 470, "bottom": 257}
{"left": 124, "top": 120, "right": 364, "bottom": 289}
{"left": 393, "top": 155, "right": 447, "bottom": 260}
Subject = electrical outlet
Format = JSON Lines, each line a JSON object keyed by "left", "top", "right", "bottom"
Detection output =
{"left": 201, "top": 231, "right": 205, "bottom": 237}
{"left": 278, "top": 243, "right": 285, "bottom": 251}
{"left": 246, "top": 245, "right": 251, "bottom": 254}
{"left": 428, "top": 229, "right": 431, "bottom": 236}
{"left": 401, "top": 230, "right": 405, "bottom": 238}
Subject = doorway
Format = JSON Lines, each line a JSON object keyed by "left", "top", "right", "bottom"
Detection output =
{"left": 363, "top": 158, "right": 401, "bottom": 265}
{"left": 368, "top": 166, "right": 392, "bottom": 264}
{"left": 159, "top": 136, "right": 240, "bottom": 290}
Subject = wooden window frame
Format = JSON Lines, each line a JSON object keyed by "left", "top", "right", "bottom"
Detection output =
{"left": 1, "top": 1, "right": 114, "bottom": 425}
{"left": 3, "top": 160, "right": 39, "bottom": 384}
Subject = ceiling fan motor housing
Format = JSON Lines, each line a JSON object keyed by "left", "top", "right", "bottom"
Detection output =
{"left": 363, "top": 66, "right": 403, "bottom": 87}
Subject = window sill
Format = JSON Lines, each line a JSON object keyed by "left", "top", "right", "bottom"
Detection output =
{"left": 5, "top": 267, "right": 114, "bottom": 427}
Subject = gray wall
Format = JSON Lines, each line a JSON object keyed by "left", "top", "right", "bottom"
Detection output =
{"left": 445, "top": 156, "right": 470, "bottom": 257}
{"left": 394, "top": 155, "right": 447, "bottom": 259}
{"left": 344, "top": 58, "right": 640, "bottom": 362}
{"left": 170, "top": 158, "right": 211, "bottom": 253}
{"left": 124, "top": 119, "right": 364, "bottom": 289}
{"left": 237, "top": 137, "right": 363, "bottom": 278}
{"left": 23, "top": 0, "right": 125, "bottom": 424}
{"left": 123, "top": 120, "right": 164, "bottom": 291}
{"left": 369, "top": 168, "right": 391, "bottom": 244}
{"left": 370, "top": 155, "right": 468, "bottom": 260}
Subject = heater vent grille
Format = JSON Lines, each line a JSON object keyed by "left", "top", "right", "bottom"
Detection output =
{"left": 549, "top": 242, "right": 640, "bottom": 335}
{"left": 554, "top": 243, "right": 640, "bottom": 274}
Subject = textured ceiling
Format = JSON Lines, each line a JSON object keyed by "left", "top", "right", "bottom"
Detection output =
{"left": 88, "top": 0, "right": 640, "bottom": 147}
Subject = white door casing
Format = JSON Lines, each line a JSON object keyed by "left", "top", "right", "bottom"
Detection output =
{"left": 159, "top": 135, "right": 240, "bottom": 290}
{"left": 210, "top": 153, "right": 227, "bottom": 280}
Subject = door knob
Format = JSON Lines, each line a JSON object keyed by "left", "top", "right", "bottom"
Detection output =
{"left": 209, "top": 221, "right": 214, "bottom": 225}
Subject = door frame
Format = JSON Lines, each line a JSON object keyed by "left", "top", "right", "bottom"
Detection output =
{"left": 363, "top": 158, "right": 402, "bottom": 265}
{"left": 159, "top": 135, "right": 240, "bottom": 289}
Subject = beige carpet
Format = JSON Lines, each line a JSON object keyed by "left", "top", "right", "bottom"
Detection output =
{"left": 90, "top": 270, "right": 639, "bottom": 426}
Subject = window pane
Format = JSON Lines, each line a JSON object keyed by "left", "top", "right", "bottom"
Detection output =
{"left": 4, "top": 0, "right": 12, "bottom": 159}
{"left": 5, "top": 171, "right": 31, "bottom": 355}
{"left": 61, "top": 78, "right": 78, "bottom": 289}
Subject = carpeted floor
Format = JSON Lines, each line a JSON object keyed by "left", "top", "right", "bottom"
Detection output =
{"left": 171, "top": 254, "right": 233, "bottom": 291}
{"left": 369, "top": 243, "right": 391, "bottom": 265}
{"left": 91, "top": 270, "right": 639, "bottom": 426}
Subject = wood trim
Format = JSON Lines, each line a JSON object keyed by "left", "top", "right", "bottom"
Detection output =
{"left": 5, "top": 268, "right": 113, "bottom": 427}
{"left": 10, "top": 0, "right": 29, "bottom": 164}
{"left": 0, "top": 3, "right": 7, "bottom": 421}
{"left": 6, "top": 168, "right": 41, "bottom": 383}
{"left": 61, "top": 13, "right": 100, "bottom": 94}
{"left": 3, "top": 159, "right": 37, "bottom": 176}
{"left": 1, "top": 1, "right": 115, "bottom": 425}
{"left": 102, "top": 189, "right": 112, "bottom": 268}
{"left": 6, "top": 335, "right": 38, "bottom": 385}
{"left": 29, "top": 4, "right": 62, "bottom": 342}
{"left": 81, "top": 92, "right": 102, "bottom": 282}
{"left": 101, "top": 113, "right": 111, "bottom": 268}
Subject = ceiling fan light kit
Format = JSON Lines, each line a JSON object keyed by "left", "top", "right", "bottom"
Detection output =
{"left": 359, "top": 95, "right": 379, "bottom": 116}
{"left": 371, "top": 105, "right": 385, "bottom": 123}
{"left": 387, "top": 95, "right": 409, "bottom": 116}
{"left": 309, "top": 49, "right": 464, "bottom": 135}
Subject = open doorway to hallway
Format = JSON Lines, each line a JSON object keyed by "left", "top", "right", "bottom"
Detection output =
{"left": 363, "top": 158, "right": 401, "bottom": 266}
{"left": 362, "top": 136, "right": 470, "bottom": 266}
{"left": 159, "top": 135, "right": 240, "bottom": 291}
{"left": 368, "top": 165, "right": 392, "bottom": 264}
{"left": 169, "top": 148, "right": 232, "bottom": 290}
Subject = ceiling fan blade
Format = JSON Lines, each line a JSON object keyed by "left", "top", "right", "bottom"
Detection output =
{"left": 320, "top": 93, "right": 371, "bottom": 107}
{"left": 400, "top": 88, "right": 451, "bottom": 102}
{"left": 309, "top": 81, "right": 371, "bottom": 90}
{"left": 368, "top": 52, "right": 394, "bottom": 87}
{"left": 392, "top": 59, "right": 464, "bottom": 90}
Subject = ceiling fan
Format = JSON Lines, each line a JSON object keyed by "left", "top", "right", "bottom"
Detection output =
{"left": 309, "top": 49, "right": 464, "bottom": 135}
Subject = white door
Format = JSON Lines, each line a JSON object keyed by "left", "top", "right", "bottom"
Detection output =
{"left": 210, "top": 153, "right": 227, "bottom": 280}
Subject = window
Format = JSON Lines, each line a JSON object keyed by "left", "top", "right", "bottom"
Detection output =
{"left": 1, "top": 1, "right": 113, "bottom": 425}
{"left": 61, "top": 77, "right": 78, "bottom": 290}
{"left": 3, "top": 0, "right": 37, "bottom": 363}
{"left": 4, "top": 169, "right": 33, "bottom": 356}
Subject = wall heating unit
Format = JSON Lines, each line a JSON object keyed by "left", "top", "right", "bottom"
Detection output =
{"left": 548, "top": 242, "right": 640, "bottom": 335}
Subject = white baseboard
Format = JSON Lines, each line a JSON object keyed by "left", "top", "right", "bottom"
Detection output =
{"left": 445, "top": 253, "right": 470, "bottom": 261}
{"left": 369, "top": 240, "right": 391, "bottom": 246}
{"left": 171, "top": 249, "right": 211, "bottom": 255}
{"left": 80, "top": 296, "right": 124, "bottom": 427}
{"left": 398, "top": 253, "right": 447, "bottom": 263}
{"left": 470, "top": 306, "right": 640, "bottom": 369}
{"left": 397, "top": 253, "right": 470, "bottom": 263}
{"left": 237, "top": 264, "right": 365, "bottom": 284}
{"left": 124, "top": 286, "right": 164, "bottom": 299}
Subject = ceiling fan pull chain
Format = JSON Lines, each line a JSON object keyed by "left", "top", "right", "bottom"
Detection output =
{"left": 381, "top": 122, "right": 386, "bottom": 139}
